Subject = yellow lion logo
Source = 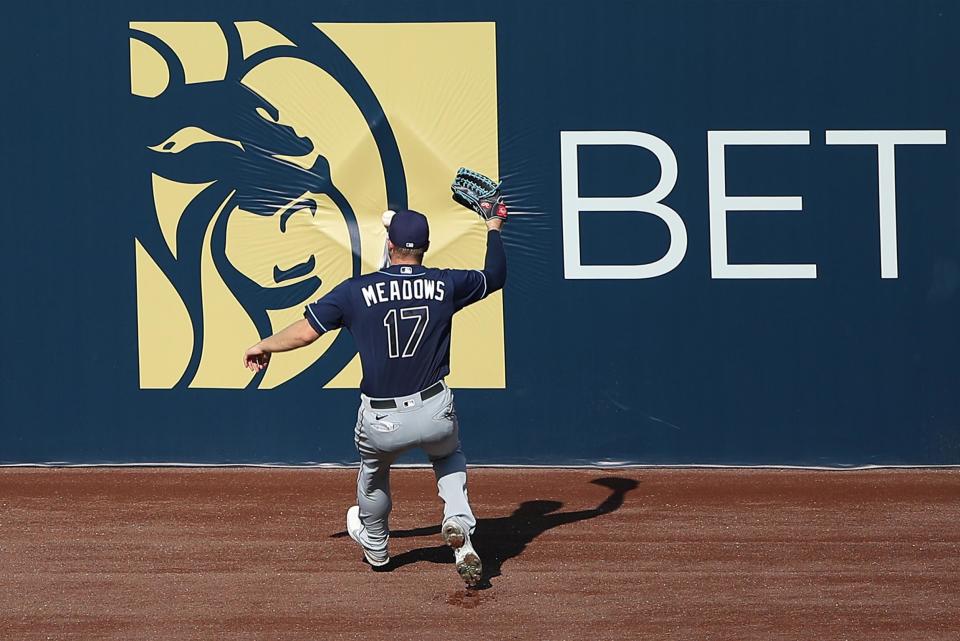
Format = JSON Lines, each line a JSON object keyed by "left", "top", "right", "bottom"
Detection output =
{"left": 130, "top": 21, "right": 504, "bottom": 390}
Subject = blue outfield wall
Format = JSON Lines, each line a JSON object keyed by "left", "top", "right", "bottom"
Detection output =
{"left": 1, "top": 1, "right": 958, "bottom": 465}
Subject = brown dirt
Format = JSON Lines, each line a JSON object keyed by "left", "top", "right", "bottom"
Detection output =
{"left": 0, "top": 468, "right": 958, "bottom": 640}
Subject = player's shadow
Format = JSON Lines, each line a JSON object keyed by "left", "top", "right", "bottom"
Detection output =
{"left": 333, "top": 476, "right": 638, "bottom": 588}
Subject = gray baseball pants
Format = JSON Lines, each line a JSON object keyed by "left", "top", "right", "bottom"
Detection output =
{"left": 353, "top": 382, "right": 476, "bottom": 556}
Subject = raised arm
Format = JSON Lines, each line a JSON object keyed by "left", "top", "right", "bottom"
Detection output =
{"left": 482, "top": 218, "right": 506, "bottom": 293}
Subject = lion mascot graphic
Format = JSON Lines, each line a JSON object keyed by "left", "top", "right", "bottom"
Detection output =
{"left": 130, "top": 22, "right": 407, "bottom": 389}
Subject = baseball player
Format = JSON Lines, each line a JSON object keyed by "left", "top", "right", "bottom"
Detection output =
{"left": 242, "top": 170, "right": 507, "bottom": 587}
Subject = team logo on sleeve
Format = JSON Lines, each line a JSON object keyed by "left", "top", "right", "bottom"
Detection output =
{"left": 129, "top": 21, "right": 505, "bottom": 389}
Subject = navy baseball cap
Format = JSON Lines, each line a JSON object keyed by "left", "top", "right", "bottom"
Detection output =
{"left": 388, "top": 209, "right": 430, "bottom": 250}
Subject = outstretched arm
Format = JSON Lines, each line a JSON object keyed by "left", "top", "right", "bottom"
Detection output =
{"left": 482, "top": 218, "right": 506, "bottom": 293}
{"left": 450, "top": 167, "right": 507, "bottom": 293}
{"left": 242, "top": 319, "right": 320, "bottom": 372}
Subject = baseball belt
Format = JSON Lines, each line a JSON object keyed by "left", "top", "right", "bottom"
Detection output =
{"left": 369, "top": 381, "right": 445, "bottom": 410}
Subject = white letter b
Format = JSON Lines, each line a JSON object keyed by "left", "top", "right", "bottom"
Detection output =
{"left": 560, "top": 131, "right": 687, "bottom": 279}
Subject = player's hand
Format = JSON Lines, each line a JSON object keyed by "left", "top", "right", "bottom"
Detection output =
{"left": 243, "top": 344, "right": 271, "bottom": 372}
{"left": 485, "top": 218, "right": 504, "bottom": 232}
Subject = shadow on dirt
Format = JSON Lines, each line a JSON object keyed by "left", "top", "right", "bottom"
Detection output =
{"left": 333, "top": 476, "right": 638, "bottom": 588}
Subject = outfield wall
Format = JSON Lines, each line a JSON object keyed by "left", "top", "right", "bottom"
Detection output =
{"left": 1, "top": 1, "right": 958, "bottom": 465}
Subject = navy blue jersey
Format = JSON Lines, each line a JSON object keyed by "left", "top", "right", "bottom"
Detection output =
{"left": 304, "top": 229, "right": 506, "bottom": 397}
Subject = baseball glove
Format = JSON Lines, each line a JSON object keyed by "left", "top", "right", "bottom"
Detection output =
{"left": 451, "top": 167, "right": 507, "bottom": 222}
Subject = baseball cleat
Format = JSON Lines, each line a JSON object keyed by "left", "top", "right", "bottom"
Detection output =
{"left": 346, "top": 505, "right": 389, "bottom": 568}
{"left": 441, "top": 518, "right": 482, "bottom": 587}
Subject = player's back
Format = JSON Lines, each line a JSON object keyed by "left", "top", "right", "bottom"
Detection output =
{"left": 305, "top": 261, "right": 495, "bottom": 398}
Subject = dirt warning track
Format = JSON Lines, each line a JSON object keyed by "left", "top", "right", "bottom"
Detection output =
{"left": 0, "top": 468, "right": 957, "bottom": 640}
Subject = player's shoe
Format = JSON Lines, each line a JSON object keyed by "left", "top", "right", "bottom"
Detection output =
{"left": 346, "top": 505, "right": 389, "bottom": 568}
{"left": 441, "top": 518, "right": 482, "bottom": 587}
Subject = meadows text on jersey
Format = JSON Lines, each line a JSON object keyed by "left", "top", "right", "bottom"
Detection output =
{"left": 303, "top": 229, "right": 506, "bottom": 397}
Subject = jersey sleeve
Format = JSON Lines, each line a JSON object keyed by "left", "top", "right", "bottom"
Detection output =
{"left": 450, "top": 269, "right": 490, "bottom": 311}
{"left": 450, "top": 229, "right": 506, "bottom": 311}
{"left": 303, "top": 281, "right": 350, "bottom": 334}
